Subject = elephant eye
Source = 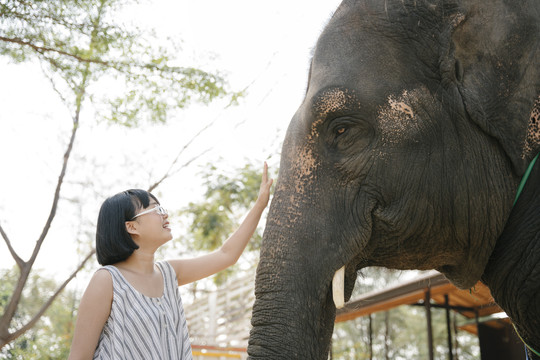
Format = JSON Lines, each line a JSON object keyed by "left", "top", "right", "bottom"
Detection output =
{"left": 327, "top": 117, "right": 373, "bottom": 152}
{"left": 335, "top": 126, "right": 347, "bottom": 136}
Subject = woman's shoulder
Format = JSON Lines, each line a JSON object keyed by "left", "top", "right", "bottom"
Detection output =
{"left": 157, "top": 260, "right": 174, "bottom": 276}
{"left": 80, "top": 268, "right": 113, "bottom": 306}
{"left": 94, "top": 267, "right": 114, "bottom": 278}
{"left": 157, "top": 261, "right": 178, "bottom": 285}
{"left": 87, "top": 268, "right": 114, "bottom": 293}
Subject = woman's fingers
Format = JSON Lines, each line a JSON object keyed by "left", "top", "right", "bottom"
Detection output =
{"left": 258, "top": 162, "right": 273, "bottom": 205}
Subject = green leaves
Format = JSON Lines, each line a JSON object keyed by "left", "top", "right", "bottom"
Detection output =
{"left": 0, "top": 0, "right": 236, "bottom": 126}
{"left": 0, "top": 0, "right": 242, "bottom": 351}
{"left": 0, "top": 267, "right": 77, "bottom": 359}
{"left": 182, "top": 163, "right": 265, "bottom": 252}
{"left": 332, "top": 269, "right": 480, "bottom": 359}
{"left": 178, "top": 162, "right": 271, "bottom": 285}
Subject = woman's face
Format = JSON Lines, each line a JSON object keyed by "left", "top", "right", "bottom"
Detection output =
{"left": 131, "top": 200, "right": 173, "bottom": 248}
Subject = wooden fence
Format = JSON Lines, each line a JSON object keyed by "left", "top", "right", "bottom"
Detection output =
{"left": 185, "top": 269, "right": 256, "bottom": 359}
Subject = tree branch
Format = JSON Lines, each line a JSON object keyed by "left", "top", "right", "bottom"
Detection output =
{"left": 0, "top": 249, "right": 95, "bottom": 348}
{"left": 150, "top": 57, "right": 271, "bottom": 189}
{"left": 0, "top": 223, "right": 24, "bottom": 269}
{"left": 146, "top": 124, "right": 214, "bottom": 192}
{"left": 30, "top": 112, "right": 81, "bottom": 267}
{"left": 0, "top": 36, "right": 208, "bottom": 80}
{"left": 0, "top": 31, "right": 89, "bottom": 349}
{"left": 147, "top": 148, "right": 212, "bottom": 193}
{"left": 0, "top": 2, "right": 107, "bottom": 347}
{"left": 0, "top": 36, "right": 110, "bottom": 66}
{"left": 146, "top": 92, "right": 246, "bottom": 192}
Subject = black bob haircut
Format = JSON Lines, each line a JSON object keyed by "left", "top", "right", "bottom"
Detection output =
{"left": 96, "top": 189, "right": 159, "bottom": 265}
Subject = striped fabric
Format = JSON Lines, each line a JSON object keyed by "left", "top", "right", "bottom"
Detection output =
{"left": 93, "top": 261, "right": 193, "bottom": 359}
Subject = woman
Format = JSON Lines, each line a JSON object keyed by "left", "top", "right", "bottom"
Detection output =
{"left": 68, "top": 163, "right": 273, "bottom": 359}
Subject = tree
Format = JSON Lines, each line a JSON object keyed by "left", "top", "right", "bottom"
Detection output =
{"left": 177, "top": 162, "right": 272, "bottom": 287}
{"left": 331, "top": 268, "right": 480, "bottom": 359}
{"left": 0, "top": 0, "right": 237, "bottom": 348}
{"left": 0, "top": 267, "right": 79, "bottom": 359}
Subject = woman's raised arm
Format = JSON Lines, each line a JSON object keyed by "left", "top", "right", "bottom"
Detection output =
{"left": 169, "top": 162, "right": 273, "bottom": 286}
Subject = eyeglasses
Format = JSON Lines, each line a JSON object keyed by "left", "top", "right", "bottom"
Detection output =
{"left": 131, "top": 205, "right": 168, "bottom": 220}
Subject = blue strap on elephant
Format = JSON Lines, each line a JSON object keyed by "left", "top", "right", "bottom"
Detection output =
{"left": 515, "top": 325, "right": 540, "bottom": 358}
{"left": 513, "top": 153, "right": 540, "bottom": 207}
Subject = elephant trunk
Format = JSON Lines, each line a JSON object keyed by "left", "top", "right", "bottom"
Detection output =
{"left": 247, "top": 109, "right": 356, "bottom": 358}
{"left": 247, "top": 187, "right": 340, "bottom": 359}
{"left": 247, "top": 235, "right": 337, "bottom": 359}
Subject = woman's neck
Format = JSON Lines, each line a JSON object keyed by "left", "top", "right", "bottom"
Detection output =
{"left": 118, "top": 249, "right": 156, "bottom": 275}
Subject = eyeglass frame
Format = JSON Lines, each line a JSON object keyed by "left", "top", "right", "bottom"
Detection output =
{"left": 131, "top": 205, "right": 168, "bottom": 220}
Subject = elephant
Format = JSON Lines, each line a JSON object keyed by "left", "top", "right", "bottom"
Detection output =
{"left": 247, "top": 0, "right": 539, "bottom": 359}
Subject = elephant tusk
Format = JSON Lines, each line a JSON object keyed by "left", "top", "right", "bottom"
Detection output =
{"left": 332, "top": 266, "right": 345, "bottom": 309}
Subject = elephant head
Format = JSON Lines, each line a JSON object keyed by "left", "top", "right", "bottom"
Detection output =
{"left": 248, "top": 0, "right": 540, "bottom": 358}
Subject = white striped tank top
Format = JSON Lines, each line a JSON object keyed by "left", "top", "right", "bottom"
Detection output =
{"left": 93, "top": 261, "right": 193, "bottom": 359}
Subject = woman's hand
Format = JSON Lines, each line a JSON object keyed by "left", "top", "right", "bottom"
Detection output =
{"left": 256, "top": 162, "right": 274, "bottom": 209}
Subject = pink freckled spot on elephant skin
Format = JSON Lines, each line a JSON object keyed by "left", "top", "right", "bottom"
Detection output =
{"left": 522, "top": 96, "right": 540, "bottom": 159}
{"left": 313, "top": 88, "right": 360, "bottom": 116}
{"left": 277, "top": 119, "right": 323, "bottom": 225}
{"left": 450, "top": 13, "right": 465, "bottom": 28}
{"left": 378, "top": 88, "right": 423, "bottom": 144}
{"left": 294, "top": 119, "right": 322, "bottom": 184}
{"left": 389, "top": 98, "right": 414, "bottom": 118}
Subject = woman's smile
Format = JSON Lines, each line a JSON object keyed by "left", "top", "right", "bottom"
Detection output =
{"left": 163, "top": 221, "right": 171, "bottom": 231}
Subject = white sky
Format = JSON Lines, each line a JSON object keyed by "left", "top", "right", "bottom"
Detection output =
{"left": 0, "top": 0, "right": 343, "bottom": 287}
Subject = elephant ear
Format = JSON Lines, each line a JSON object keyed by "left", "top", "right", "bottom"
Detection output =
{"left": 451, "top": 0, "right": 540, "bottom": 174}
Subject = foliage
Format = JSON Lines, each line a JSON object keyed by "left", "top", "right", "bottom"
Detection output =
{"left": 333, "top": 306, "right": 479, "bottom": 359}
{"left": 0, "top": 268, "right": 77, "bottom": 359}
{"left": 0, "top": 0, "right": 234, "bottom": 126}
{"left": 331, "top": 268, "right": 480, "bottom": 359}
{"left": 0, "top": 0, "right": 237, "bottom": 350}
{"left": 179, "top": 162, "right": 272, "bottom": 284}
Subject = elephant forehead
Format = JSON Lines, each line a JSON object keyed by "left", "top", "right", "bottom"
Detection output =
{"left": 312, "top": 87, "right": 359, "bottom": 116}
{"left": 377, "top": 88, "right": 425, "bottom": 144}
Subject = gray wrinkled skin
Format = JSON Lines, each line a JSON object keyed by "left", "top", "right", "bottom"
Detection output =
{"left": 248, "top": 0, "right": 540, "bottom": 359}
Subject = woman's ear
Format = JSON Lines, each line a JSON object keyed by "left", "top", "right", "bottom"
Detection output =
{"left": 125, "top": 221, "right": 139, "bottom": 236}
